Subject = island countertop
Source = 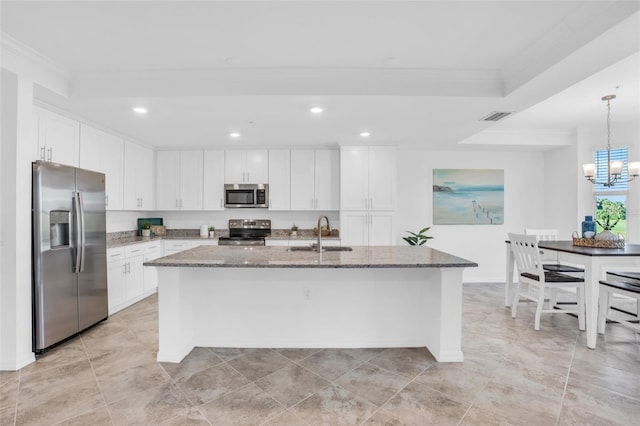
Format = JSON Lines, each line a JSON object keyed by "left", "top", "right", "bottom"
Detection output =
{"left": 144, "top": 245, "right": 477, "bottom": 268}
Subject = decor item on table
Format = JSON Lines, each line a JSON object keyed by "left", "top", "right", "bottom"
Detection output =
{"left": 582, "top": 95, "right": 639, "bottom": 187}
{"left": 137, "top": 218, "right": 163, "bottom": 236}
{"left": 572, "top": 231, "right": 624, "bottom": 249}
{"left": 403, "top": 227, "right": 433, "bottom": 246}
{"left": 290, "top": 224, "right": 298, "bottom": 237}
{"left": 313, "top": 226, "right": 329, "bottom": 237}
{"left": 208, "top": 226, "right": 215, "bottom": 238}
{"left": 595, "top": 201, "right": 622, "bottom": 240}
{"left": 581, "top": 216, "right": 596, "bottom": 238}
{"left": 433, "top": 169, "right": 504, "bottom": 225}
{"left": 141, "top": 221, "right": 152, "bottom": 237}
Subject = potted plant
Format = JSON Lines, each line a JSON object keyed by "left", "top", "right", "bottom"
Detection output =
{"left": 291, "top": 224, "right": 298, "bottom": 237}
{"left": 595, "top": 201, "right": 622, "bottom": 240}
{"left": 208, "top": 226, "right": 215, "bottom": 238}
{"left": 141, "top": 221, "right": 152, "bottom": 237}
{"left": 403, "top": 227, "right": 433, "bottom": 246}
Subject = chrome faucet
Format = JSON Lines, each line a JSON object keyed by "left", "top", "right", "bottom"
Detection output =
{"left": 316, "top": 215, "right": 331, "bottom": 253}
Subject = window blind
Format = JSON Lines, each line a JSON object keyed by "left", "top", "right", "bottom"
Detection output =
{"left": 593, "top": 147, "right": 629, "bottom": 192}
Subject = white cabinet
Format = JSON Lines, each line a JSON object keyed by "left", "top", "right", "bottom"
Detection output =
{"left": 268, "top": 149, "right": 291, "bottom": 210}
{"left": 123, "top": 141, "right": 155, "bottom": 210}
{"left": 163, "top": 240, "right": 193, "bottom": 255}
{"left": 290, "top": 149, "right": 339, "bottom": 211}
{"left": 142, "top": 242, "right": 162, "bottom": 293}
{"left": 340, "top": 146, "right": 396, "bottom": 211}
{"left": 224, "top": 150, "right": 268, "bottom": 183}
{"left": 79, "top": 124, "right": 124, "bottom": 210}
{"left": 33, "top": 106, "right": 80, "bottom": 167}
{"left": 340, "top": 212, "right": 395, "bottom": 246}
{"left": 203, "top": 150, "right": 225, "bottom": 210}
{"left": 156, "top": 150, "right": 203, "bottom": 210}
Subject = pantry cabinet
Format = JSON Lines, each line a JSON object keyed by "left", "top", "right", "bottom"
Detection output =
{"left": 79, "top": 124, "right": 124, "bottom": 210}
{"left": 156, "top": 150, "right": 203, "bottom": 210}
{"left": 340, "top": 211, "right": 395, "bottom": 246}
{"left": 33, "top": 106, "right": 80, "bottom": 167}
{"left": 123, "top": 141, "right": 155, "bottom": 210}
{"left": 203, "top": 150, "right": 225, "bottom": 210}
{"left": 224, "top": 150, "right": 268, "bottom": 183}
{"left": 268, "top": 149, "right": 291, "bottom": 210}
{"left": 340, "top": 146, "right": 396, "bottom": 211}
{"left": 290, "top": 149, "right": 339, "bottom": 211}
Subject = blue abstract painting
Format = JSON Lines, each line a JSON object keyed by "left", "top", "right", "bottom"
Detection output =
{"left": 433, "top": 169, "right": 504, "bottom": 225}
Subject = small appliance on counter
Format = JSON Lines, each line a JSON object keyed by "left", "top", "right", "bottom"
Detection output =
{"left": 218, "top": 219, "right": 271, "bottom": 246}
{"left": 200, "top": 225, "right": 208, "bottom": 236}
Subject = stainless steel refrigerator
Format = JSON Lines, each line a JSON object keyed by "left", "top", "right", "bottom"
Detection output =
{"left": 32, "top": 161, "right": 108, "bottom": 353}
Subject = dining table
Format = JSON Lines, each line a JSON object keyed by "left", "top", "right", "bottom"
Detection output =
{"left": 505, "top": 240, "right": 640, "bottom": 349}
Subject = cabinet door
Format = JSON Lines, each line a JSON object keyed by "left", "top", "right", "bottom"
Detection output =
{"left": 43, "top": 109, "right": 80, "bottom": 167}
{"left": 340, "top": 212, "right": 369, "bottom": 246}
{"left": 33, "top": 108, "right": 44, "bottom": 161}
{"left": 101, "top": 133, "right": 124, "bottom": 211}
{"left": 180, "top": 150, "right": 203, "bottom": 210}
{"left": 123, "top": 141, "right": 144, "bottom": 210}
{"left": 125, "top": 255, "right": 144, "bottom": 300}
{"left": 290, "top": 150, "right": 316, "bottom": 210}
{"left": 107, "top": 259, "right": 126, "bottom": 313}
{"left": 268, "top": 149, "right": 290, "bottom": 211}
{"left": 156, "top": 151, "right": 180, "bottom": 210}
{"left": 315, "top": 149, "right": 339, "bottom": 210}
{"left": 79, "top": 124, "right": 103, "bottom": 172}
{"left": 368, "top": 147, "right": 396, "bottom": 211}
{"left": 203, "top": 150, "right": 225, "bottom": 210}
{"left": 137, "top": 146, "right": 155, "bottom": 210}
{"left": 340, "top": 147, "right": 369, "bottom": 210}
{"left": 369, "top": 212, "right": 395, "bottom": 246}
{"left": 245, "top": 150, "right": 269, "bottom": 183}
{"left": 224, "top": 150, "right": 246, "bottom": 183}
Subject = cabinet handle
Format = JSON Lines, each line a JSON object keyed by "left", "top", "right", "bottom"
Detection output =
{"left": 220, "top": 199, "right": 223, "bottom": 208}
{"left": 47, "top": 148, "right": 52, "bottom": 162}
{"left": 40, "top": 147, "right": 45, "bottom": 161}
{"left": 122, "top": 264, "right": 126, "bottom": 274}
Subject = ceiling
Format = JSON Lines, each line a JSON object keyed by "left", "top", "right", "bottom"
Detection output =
{"left": 2, "top": 1, "right": 639, "bottom": 150}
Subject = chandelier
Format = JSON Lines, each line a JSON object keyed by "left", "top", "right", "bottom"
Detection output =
{"left": 582, "top": 95, "right": 639, "bottom": 187}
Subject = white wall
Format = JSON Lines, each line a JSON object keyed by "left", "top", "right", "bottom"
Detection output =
{"left": 396, "top": 148, "right": 545, "bottom": 282}
{"left": 543, "top": 134, "right": 579, "bottom": 238}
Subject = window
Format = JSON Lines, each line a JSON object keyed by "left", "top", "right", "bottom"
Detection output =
{"left": 593, "top": 148, "right": 628, "bottom": 237}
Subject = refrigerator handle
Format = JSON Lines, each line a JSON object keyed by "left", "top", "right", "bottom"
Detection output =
{"left": 72, "top": 192, "right": 82, "bottom": 273}
{"left": 78, "top": 192, "right": 86, "bottom": 273}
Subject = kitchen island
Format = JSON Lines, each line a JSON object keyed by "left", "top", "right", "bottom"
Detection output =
{"left": 145, "top": 245, "right": 477, "bottom": 363}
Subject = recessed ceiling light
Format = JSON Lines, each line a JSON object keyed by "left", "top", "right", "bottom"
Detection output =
{"left": 132, "top": 107, "right": 147, "bottom": 114}
{"left": 310, "top": 107, "right": 324, "bottom": 114}
{"left": 360, "top": 132, "right": 371, "bottom": 137}
{"left": 229, "top": 132, "right": 241, "bottom": 138}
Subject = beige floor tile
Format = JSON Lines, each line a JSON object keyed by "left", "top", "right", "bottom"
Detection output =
{"left": 568, "top": 357, "right": 640, "bottom": 399}
{"left": 488, "top": 360, "right": 567, "bottom": 400}
{"left": 290, "top": 384, "right": 377, "bottom": 426}
{"left": 274, "top": 348, "right": 322, "bottom": 362}
{"left": 20, "top": 339, "right": 88, "bottom": 377}
{"left": 160, "top": 347, "right": 223, "bottom": 381}
{"left": 0, "top": 406, "right": 16, "bottom": 426}
{"left": 198, "top": 383, "right": 284, "bottom": 425}
{"left": 227, "top": 349, "right": 293, "bottom": 381}
{"left": 160, "top": 407, "right": 210, "bottom": 425}
{"left": 367, "top": 347, "right": 434, "bottom": 379}
{"left": 0, "top": 380, "right": 18, "bottom": 411}
{"left": 504, "top": 342, "right": 573, "bottom": 377}
{"left": 0, "top": 372, "right": 18, "bottom": 386}
{"left": 255, "top": 364, "right": 329, "bottom": 408}
{"left": 96, "top": 361, "right": 172, "bottom": 404}
{"left": 380, "top": 380, "right": 470, "bottom": 425}
{"left": 210, "top": 347, "right": 244, "bottom": 361}
{"left": 414, "top": 362, "right": 492, "bottom": 403}
{"left": 262, "top": 408, "right": 310, "bottom": 425}
{"left": 89, "top": 344, "right": 157, "bottom": 378}
{"left": 297, "top": 349, "right": 364, "bottom": 382}
{"left": 176, "top": 362, "right": 250, "bottom": 405}
{"left": 108, "top": 382, "right": 191, "bottom": 425}
{"left": 335, "top": 363, "right": 409, "bottom": 407}
{"left": 459, "top": 405, "right": 527, "bottom": 425}
{"left": 56, "top": 406, "right": 112, "bottom": 426}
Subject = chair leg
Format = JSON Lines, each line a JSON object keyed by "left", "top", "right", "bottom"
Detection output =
{"left": 549, "top": 288, "right": 558, "bottom": 310}
{"left": 534, "top": 286, "right": 545, "bottom": 331}
{"left": 597, "top": 286, "right": 607, "bottom": 334}
{"left": 511, "top": 281, "right": 521, "bottom": 319}
{"left": 577, "top": 285, "right": 585, "bottom": 331}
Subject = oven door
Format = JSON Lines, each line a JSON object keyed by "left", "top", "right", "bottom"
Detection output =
{"left": 225, "top": 188, "right": 255, "bottom": 207}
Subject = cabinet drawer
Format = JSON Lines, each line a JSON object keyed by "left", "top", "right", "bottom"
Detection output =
{"left": 163, "top": 241, "right": 193, "bottom": 252}
{"left": 124, "top": 245, "right": 145, "bottom": 257}
{"left": 142, "top": 242, "right": 162, "bottom": 254}
{"left": 107, "top": 247, "right": 125, "bottom": 262}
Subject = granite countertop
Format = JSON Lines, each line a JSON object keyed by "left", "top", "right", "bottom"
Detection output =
{"left": 144, "top": 245, "right": 477, "bottom": 269}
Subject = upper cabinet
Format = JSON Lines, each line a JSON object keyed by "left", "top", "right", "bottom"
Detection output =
{"left": 290, "top": 149, "right": 339, "bottom": 211}
{"left": 33, "top": 106, "right": 79, "bottom": 167}
{"left": 224, "top": 150, "right": 268, "bottom": 183}
{"left": 156, "top": 150, "right": 203, "bottom": 210}
{"left": 79, "top": 124, "right": 124, "bottom": 210}
{"left": 123, "top": 141, "right": 155, "bottom": 210}
{"left": 203, "top": 150, "right": 225, "bottom": 211}
{"left": 268, "top": 150, "right": 291, "bottom": 211}
{"left": 340, "top": 146, "right": 396, "bottom": 211}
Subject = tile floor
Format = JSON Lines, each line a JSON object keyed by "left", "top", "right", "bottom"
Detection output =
{"left": 1, "top": 283, "right": 639, "bottom": 425}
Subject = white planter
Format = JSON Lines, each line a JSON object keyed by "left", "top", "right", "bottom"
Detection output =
{"left": 142, "top": 229, "right": 151, "bottom": 237}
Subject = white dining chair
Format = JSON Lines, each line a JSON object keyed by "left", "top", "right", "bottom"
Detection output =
{"left": 598, "top": 272, "right": 640, "bottom": 334}
{"left": 509, "top": 233, "right": 585, "bottom": 331}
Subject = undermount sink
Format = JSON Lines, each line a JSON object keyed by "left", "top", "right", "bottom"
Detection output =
{"left": 287, "top": 246, "right": 353, "bottom": 252}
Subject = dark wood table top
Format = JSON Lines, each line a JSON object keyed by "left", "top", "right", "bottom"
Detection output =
{"left": 538, "top": 241, "right": 640, "bottom": 257}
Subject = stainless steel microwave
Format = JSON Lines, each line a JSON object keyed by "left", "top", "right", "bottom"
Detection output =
{"left": 224, "top": 184, "right": 269, "bottom": 208}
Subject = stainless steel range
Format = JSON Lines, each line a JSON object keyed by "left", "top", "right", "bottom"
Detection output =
{"left": 218, "top": 219, "right": 271, "bottom": 246}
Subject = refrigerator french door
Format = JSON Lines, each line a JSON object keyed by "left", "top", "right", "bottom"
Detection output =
{"left": 32, "top": 161, "right": 108, "bottom": 352}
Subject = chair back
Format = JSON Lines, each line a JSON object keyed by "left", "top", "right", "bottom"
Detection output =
{"left": 524, "top": 228, "right": 559, "bottom": 241}
{"left": 509, "top": 233, "right": 545, "bottom": 278}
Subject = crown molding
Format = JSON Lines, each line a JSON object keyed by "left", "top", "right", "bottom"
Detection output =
{"left": 1, "top": 32, "right": 69, "bottom": 97}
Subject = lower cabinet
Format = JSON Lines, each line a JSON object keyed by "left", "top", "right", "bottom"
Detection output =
{"left": 340, "top": 212, "right": 395, "bottom": 246}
